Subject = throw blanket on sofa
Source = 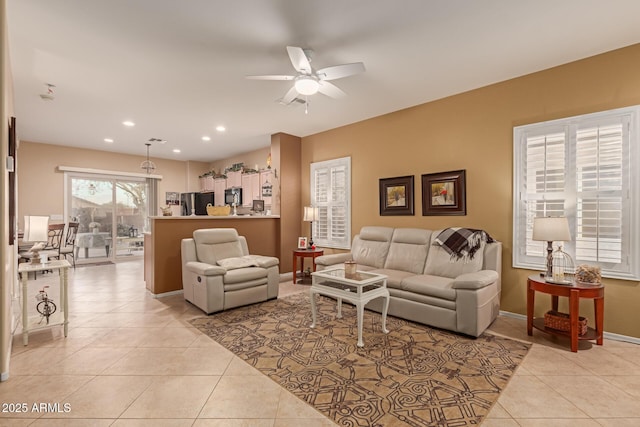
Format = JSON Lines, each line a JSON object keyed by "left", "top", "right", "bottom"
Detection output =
{"left": 434, "top": 227, "right": 494, "bottom": 261}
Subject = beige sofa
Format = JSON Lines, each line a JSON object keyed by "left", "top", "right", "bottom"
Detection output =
{"left": 314, "top": 226, "right": 501, "bottom": 337}
{"left": 181, "top": 228, "right": 279, "bottom": 314}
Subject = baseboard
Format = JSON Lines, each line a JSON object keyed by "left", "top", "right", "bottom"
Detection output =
{"left": 280, "top": 272, "right": 294, "bottom": 282}
{"left": 499, "top": 310, "right": 640, "bottom": 345}
{"left": 148, "top": 289, "right": 184, "bottom": 299}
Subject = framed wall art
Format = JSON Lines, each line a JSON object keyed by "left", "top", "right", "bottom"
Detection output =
{"left": 421, "top": 169, "right": 466, "bottom": 216}
{"left": 379, "top": 175, "right": 414, "bottom": 216}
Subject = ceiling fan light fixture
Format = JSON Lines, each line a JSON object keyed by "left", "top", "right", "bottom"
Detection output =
{"left": 294, "top": 76, "right": 319, "bottom": 96}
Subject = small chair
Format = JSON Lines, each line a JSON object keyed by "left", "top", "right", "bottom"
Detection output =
{"left": 181, "top": 228, "right": 279, "bottom": 314}
{"left": 58, "top": 222, "right": 79, "bottom": 267}
{"left": 19, "top": 223, "right": 65, "bottom": 278}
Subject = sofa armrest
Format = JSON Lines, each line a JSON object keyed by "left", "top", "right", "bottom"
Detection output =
{"left": 452, "top": 270, "right": 499, "bottom": 290}
{"left": 245, "top": 255, "right": 279, "bottom": 268}
{"left": 315, "top": 253, "right": 353, "bottom": 267}
{"left": 185, "top": 261, "right": 226, "bottom": 276}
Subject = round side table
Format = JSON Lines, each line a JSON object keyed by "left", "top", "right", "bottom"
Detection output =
{"left": 292, "top": 249, "right": 324, "bottom": 284}
{"left": 527, "top": 274, "right": 604, "bottom": 352}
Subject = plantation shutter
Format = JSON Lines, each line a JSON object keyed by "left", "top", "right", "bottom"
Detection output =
{"left": 513, "top": 107, "right": 638, "bottom": 281}
{"left": 311, "top": 157, "right": 351, "bottom": 249}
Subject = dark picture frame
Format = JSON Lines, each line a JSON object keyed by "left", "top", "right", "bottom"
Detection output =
{"left": 421, "top": 169, "right": 466, "bottom": 216}
{"left": 252, "top": 199, "right": 265, "bottom": 213}
{"left": 379, "top": 175, "right": 414, "bottom": 216}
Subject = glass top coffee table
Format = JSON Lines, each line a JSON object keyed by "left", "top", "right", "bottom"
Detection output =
{"left": 310, "top": 268, "right": 390, "bottom": 347}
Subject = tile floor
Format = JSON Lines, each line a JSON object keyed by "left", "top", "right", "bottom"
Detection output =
{"left": 1, "top": 259, "right": 639, "bottom": 426}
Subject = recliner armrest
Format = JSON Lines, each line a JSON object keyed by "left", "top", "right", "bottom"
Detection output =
{"left": 315, "top": 253, "right": 352, "bottom": 267}
{"left": 452, "top": 270, "right": 499, "bottom": 290}
{"left": 245, "top": 255, "right": 279, "bottom": 268}
{"left": 185, "top": 261, "right": 226, "bottom": 276}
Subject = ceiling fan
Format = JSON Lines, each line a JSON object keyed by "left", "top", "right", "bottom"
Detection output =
{"left": 247, "top": 46, "right": 365, "bottom": 105}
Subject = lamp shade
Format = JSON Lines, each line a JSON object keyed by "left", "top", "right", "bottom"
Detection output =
{"left": 24, "top": 215, "right": 49, "bottom": 242}
{"left": 303, "top": 206, "right": 319, "bottom": 222}
{"left": 532, "top": 216, "right": 571, "bottom": 242}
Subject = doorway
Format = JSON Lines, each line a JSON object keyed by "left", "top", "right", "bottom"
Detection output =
{"left": 66, "top": 174, "right": 150, "bottom": 263}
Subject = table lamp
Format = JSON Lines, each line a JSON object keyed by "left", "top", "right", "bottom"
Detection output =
{"left": 24, "top": 215, "right": 49, "bottom": 264}
{"left": 532, "top": 216, "right": 571, "bottom": 280}
{"left": 303, "top": 206, "right": 319, "bottom": 249}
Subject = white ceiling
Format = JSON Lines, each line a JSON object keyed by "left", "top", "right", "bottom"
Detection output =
{"left": 7, "top": 1, "right": 640, "bottom": 162}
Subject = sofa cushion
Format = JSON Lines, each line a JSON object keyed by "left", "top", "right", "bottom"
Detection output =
{"left": 384, "top": 228, "right": 432, "bottom": 274}
{"left": 351, "top": 226, "right": 394, "bottom": 268}
{"left": 217, "top": 257, "right": 258, "bottom": 270}
{"left": 194, "top": 229, "right": 244, "bottom": 265}
{"left": 367, "top": 268, "right": 415, "bottom": 289}
{"left": 424, "top": 231, "right": 484, "bottom": 278}
{"left": 224, "top": 266, "right": 268, "bottom": 284}
{"left": 400, "top": 274, "right": 457, "bottom": 301}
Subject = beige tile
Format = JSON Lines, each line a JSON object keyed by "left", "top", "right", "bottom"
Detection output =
{"left": 193, "top": 420, "right": 275, "bottom": 427}
{"left": 479, "top": 420, "right": 521, "bottom": 427}
{"left": 48, "top": 347, "right": 132, "bottom": 375}
{"left": 514, "top": 420, "right": 601, "bottom": 427}
{"left": 87, "top": 327, "right": 152, "bottom": 347}
{"left": 199, "top": 376, "right": 282, "bottom": 419}
{"left": 273, "top": 419, "right": 336, "bottom": 427}
{"left": 600, "top": 375, "right": 640, "bottom": 398}
{"left": 569, "top": 346, "right": 640, "bottom": 375}
{"left": 135, "top": 327, "right": 202, "bottom": 347}
{"left": 7, "top": 347, "right": 81, "bottom": 375}
{"left": 104, "top": 346, "right": 233, "bottom": 376}
{"left": 29, "top": 419, "right": 114, "bottom": 426}
{"left": 111, "top": 420, "right": 195, "bottom": 427}
{"left": 485, "top": 402, "right": 511, "bottom": 419}
{"left": 537, "top": 375, "right": 640, "bottom": 418}
{"left": 223, "top": 357, "right": 263, "bottom": 376}
{"left": 49, "top": 375, "right": 155, "bottom": 418}
{"left": 497, "top": 375, "right": 588, "bottom": 418}
{"left": 121, "top": 376, "right": 219, "bottom": 418}
{"left": 0, "top": 419, "right": 38, "bottom": 426}
{"left": 276, "top": 389, "right": 326, "bottom": 419}
{"left": 519, "top": 345, "right": 593, "bottom": 376}
{"left": 0, "top": 376, "right": 92, "bottom": 411}
{"left": 593, "top": 419, "right": 640, "bottom": 426}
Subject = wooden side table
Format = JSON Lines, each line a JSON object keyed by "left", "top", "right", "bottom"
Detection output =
{"left": 527, "top": 274, "right": 604, "bottom": 352}
{"left": 292, "top": 249, "right": 324, "bottom": 284}
{"left": 18, "top": 259, "right": 71, "bottom": 345}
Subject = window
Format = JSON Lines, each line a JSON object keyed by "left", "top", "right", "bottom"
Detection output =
{"left": 513, "top": 106, "right": 640, "bottom": 281}
{"left": 310, "top": 156, "right": 351, "bottom": 249}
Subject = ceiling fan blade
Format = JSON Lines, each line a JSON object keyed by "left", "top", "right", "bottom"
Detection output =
{"left": 278, "top": 86, "right": 299, "bottom": 105}
{"left": 318, "top": 81, "right": 346, "bottom": 98}
{"left": 316, "top": 62, "right": 365, "bottom": 81}
{"left": 246, "top": 75, "right": 295, "bottom": 81}
{"left": 286, "top": 46, "right": 312, "bottom": 74}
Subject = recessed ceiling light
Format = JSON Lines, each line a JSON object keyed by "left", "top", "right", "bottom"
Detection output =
{"left": 172, "top": 149, "right": 181, "bottom": 153}
{"left": 202, "top": 136, "right": 211, "bottom": 141}
{"left": 122, "top": 120, "right": 135, "bottom": 127}
{"left": 104, "top": 138, "right": 114, "bottom": 143}
{"left": 215, "top": 125, "right": 226, "bottom": 132}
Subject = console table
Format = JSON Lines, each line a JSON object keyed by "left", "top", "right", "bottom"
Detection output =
{"left": 527, "top": 274, "right": 604, "bottom": 352}
{"left": 18, "top": 259, "right": 71, "bottom": 345}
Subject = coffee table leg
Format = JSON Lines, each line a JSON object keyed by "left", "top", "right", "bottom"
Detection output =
{"left": 309, "top": 289, "right": 317, "bottom": 328}
{"left": 336, "top": 298, "right": 343, "bottom": 319}
{"left": 381, "top": 294, "right": 390, "bottom": 334}
{"left": 356, "top": 302, "right": 365, "bottom": 348}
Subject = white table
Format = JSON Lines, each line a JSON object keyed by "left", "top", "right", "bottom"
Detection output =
{"left": 18, "top": 259, "right": 71, "bottom": 345}
{"left": 310, "top": 268, "right": 390, "bottom": 347}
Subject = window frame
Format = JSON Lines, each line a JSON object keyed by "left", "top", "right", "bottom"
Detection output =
{"left": 310, "top": 156, "right": 351, "bottom": 249}
{"left": 513, "top": 106, "right": 640, "bottom": 281}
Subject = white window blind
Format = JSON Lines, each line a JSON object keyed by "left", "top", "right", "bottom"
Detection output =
{"left": 311, "top": 157, "right": 351, "bottom": 249}
{"left": 513, "top": 106, "right": 639, "bottom": 281}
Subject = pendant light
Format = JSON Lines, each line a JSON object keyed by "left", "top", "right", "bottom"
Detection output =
{"left": 140, "top": 143, "right": 156, "bottom": 174}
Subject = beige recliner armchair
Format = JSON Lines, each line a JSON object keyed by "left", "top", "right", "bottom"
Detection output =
{"left": 181, "top": 228, "right": 279, "bottom": 314}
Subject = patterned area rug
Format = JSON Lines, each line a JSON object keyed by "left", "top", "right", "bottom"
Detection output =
{"left": 190, "top": 292, "right": 530, "bottom": 426}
